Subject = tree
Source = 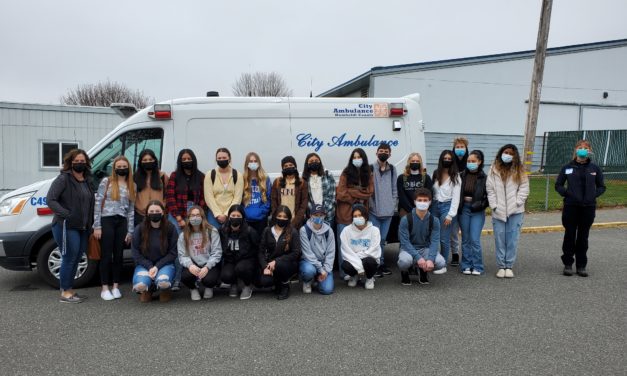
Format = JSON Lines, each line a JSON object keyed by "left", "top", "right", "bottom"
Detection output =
{"left": 232, "top": 72, "right": 293, "bottom": 97}
{"left": 60, "top": 80, "right": 153, "bottom": 109}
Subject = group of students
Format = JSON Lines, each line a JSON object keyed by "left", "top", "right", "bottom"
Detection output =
{"left": 46, "top": 137, "right": 605, "bottom": 304}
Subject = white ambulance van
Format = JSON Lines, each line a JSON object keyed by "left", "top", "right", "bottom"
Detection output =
{"left": 0, "top": 94, "right": 425, "bottom": 287}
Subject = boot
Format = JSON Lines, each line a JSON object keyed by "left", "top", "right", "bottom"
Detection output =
{"left": 159, "top": 290, "right": 172, "bottom": 302}
{"left": 451, "top": 253, "right": 460, "bottom": 266}
{"left": 277, "top": 282, "right": 290, "bottom": 300}
{"left": 139, "top": 291, "right": 152, "bottom": 303}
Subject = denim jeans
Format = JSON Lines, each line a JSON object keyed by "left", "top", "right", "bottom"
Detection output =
{"left": 299, "top": 260, "right": 334, "bottom": 295}
{"left": 493, "top": 213, "right": 524, "bottom": 269}
{"left": 132, "top": 264, "right": 175, "bottom": 292}
{"left": 205, "top": 209, "right": 222, "bottom": 229}
{"left": 336, "top": 223, "right": 349, "bottom": 278}
{"left": 369, "top": 214, "right": 392, "bottom": 265}
{"left": 433, "top": 200, "right": 456, "bottom": 262}
{"left": 51, "top": 222, "right": 89, "bottom": 291}
{"left": 397, "top": 249, "right": 446, "bottom": 271}
{"left": 459, "top": 203, "right": 486, "bottom": 273}
{"left": 168, "top": 201, "right": 194, "bottom": 283}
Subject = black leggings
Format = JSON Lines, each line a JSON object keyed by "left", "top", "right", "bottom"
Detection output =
{"left": 246, "top": 220, "right": 268, "bottom": 238}
{"left": 181, "top": 264, "right": 221, "bottom": 289}
{"left": 99, "top": 215, "right": 127, "bottom": 285}
{"left": 257, "top": 259, "right": 298, "bottom": 287}
{"left": 221, "top": 258, "right": 258, "bottom": 286}
{"left": 341, "top": 256, "right": 378, "bottom": 279}
{"left": 561, "top": 204, "right": 596, "bottom": 268}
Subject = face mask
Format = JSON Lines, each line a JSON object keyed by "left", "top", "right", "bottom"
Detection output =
{"left": 72, "top": 163, "right": 87, "bottom": 173}
{"left": 353, "top": 216, "right": 366, "bottom": 227}
{"left": 308, "top": 162, "right": 320, "bottom": 172}
{"left": 352, "top": 158, "right": 363, "bottom": 168}
{"left": 276, "top": 218, "right": 289, "bottom": 228}
{"left": 311, "top": 216, "right": 324, "bottom": 225}
{"left": 467, "top": 162, "right": 478, "bottom": 172}
{"left": 142, "top": 161, "right": 156, "bottom": 171}
{"left": 115, "top": 168, "right": 129, "bottom": 177}
{"left": 576, "top": 148, "right": 589, "bottom": 159}
{"left": 217, "top": 160, "right": 229, "bottom": 168}
{"left": 181, "top": 161, "right": 194, "bottom": 170}
{"left": 415, "top": 201, "right": 430, "bottom": 211}
{"left": 148, "top": 213, "right": 163, "bottom": 223}
{"left": 282, "top": 167, "right": 297, "bottom": 177}
{"left": 455, "top": 149, "right": 466, "bottom": 158}
{"left": 442, "top": 160, "right": 453, "bottom": 168}
{"left": 501, "top": 154, "right": 513, "bottom": 164}
{"left": 230, "top": 217, "right": 243, "bottom": 228}
{"left": 377, "top": 154, "right": 389, "bottom": 162}
{"left": 189, "top": 217, "right": 202, "bottom": 226}
{"left": 410, "top": 162, "right": 421, "bottom": 171}
{"left": 248, "top": 162, "right": 259, "bottom": 171}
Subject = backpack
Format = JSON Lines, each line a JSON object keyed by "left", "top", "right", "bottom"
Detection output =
{"left": 211, "top": 169, "right": 238, "bottom": 185}
{"left": 304, "top": 224, "right": 331, "bottom": 242}
{"left": 406, "top": 211, "right": 434, "bottom": 239}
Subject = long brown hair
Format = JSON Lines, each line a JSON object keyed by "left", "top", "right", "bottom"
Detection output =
{"left": 273, "top": 205, "right": 293, "bottom": 252}
{"left": 109, "top": 155, "right": 136, "bottom": 201}
{"left": 61, "top": 149, "right": 91, "bottom": 172}
{"left": 242, "top": 152, "right": 269, "bottom": 205}
{"left": 403, "top": 152, "right": 426, "bottom": 179}
{"left": 492, "top": 144, "right": 526, "bottom": 185}
{"left": 182, "top": 205, "right": 212, "bottom": 255}
{"left": 141, "top": 200, "right": 170, "bottom": 256}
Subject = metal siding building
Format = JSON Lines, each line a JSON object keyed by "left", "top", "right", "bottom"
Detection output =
{"left": 0, "top": 102, "right": 122, "bottom": 194}
{"left": 319, "top": 39, "right": 627, "bottom": 171}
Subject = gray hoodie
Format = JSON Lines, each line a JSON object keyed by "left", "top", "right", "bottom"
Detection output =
{"left": 177, "top": 228, "right": 222, "bottom": 269}
{"left": 369, "top": 163, "right": 398, "bottom": 217}
{"left": 299, "top": 219, "right": 335, "bottom": 274}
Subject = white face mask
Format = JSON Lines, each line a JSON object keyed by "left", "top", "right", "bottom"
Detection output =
{"left": 352, "top": 158, "right": 363, "bottom": 168}
{"left": 415, "top": 201, "right": 430, "bottom": 211}
{"left": 501, "top": 154, "right": 513, "bottom": 164}
{"left": 248, "top": 162, "right": 259, "bottom": 171}
{"left": 353, "top": 216, "right": 366, "bottom": 226}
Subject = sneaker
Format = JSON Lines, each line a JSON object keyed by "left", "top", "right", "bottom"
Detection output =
{"left": 171, "top": 281, "right": 181, "bottom": 292}
{"left": 379, "top": 264, "right": 392, "bottom": 275}
{"left": 159, "top": 290, "right": 172, "bottom": 302}
{"left": 240, "top": 285, "right": 253, "bottom": 300}
{"left": 59, "top": 295, "right": 84, "bottom": 304}
{"left": 364, "top": 278, "right": 375, "bottom": 290}
{"left": 401, "top": 271, "right": 411, "bottom": 286}
{"left": 418, "top": 269, "right": 430, "bottom": 284}
{"left": 433, "top": 267, "right": 447, "bottom": 275}
{"left": 496, "top": 269, "right": 506, "bottom": 278}
{"left": 139, "top": 291, "right": 152, "bottom": 303}
{"left": 374, "top": 268, "right": 384, "bottom": 278}
{"left": 111, "top": 288, "right": 122, "bottom": 299}
{"left": 219, "top": 282, "right": 231, "bottom": 289}
{"left": 462, "top": 268, "right": 472, "bottom": 275}
{"left": 504, "top": 269, "right": 514, "bottom": 278}
{"left": 203, "top": 288, "right": 213, "bottom": 299}
{"left": 302, "top": 281, "right": 312, "bottom": 294}
{"left": 100, "top": 290, "right": 114, "bottom": 301}
{"left": 229, "top": 285, "right": 238, "bottom": 298}
{"left": 471, "top": 270, "right": 482, "bottom": 276}
{"left": 347, "top": 275, "right": 358, "bottom": 287}
{"left": 563, "top": 265, "right": 573, "bottom": 276}
{"left": 190, "top": 289, "right": 201, "bottom": 301}
{"left": 277, "top": 283, "right": 290, "bottom": 300}
{"left": 576, "top": 268, "right": 588, "bottom": 277}
{"left": 343, "top": 275, "right": 351, "bottom": 281}
{"left": 451, "top": 253, "right": 460, "bottom": 267}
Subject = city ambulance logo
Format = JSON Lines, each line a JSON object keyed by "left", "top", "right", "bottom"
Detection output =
{"left": 333, "top": 103, "right": 388, "bottom": 117}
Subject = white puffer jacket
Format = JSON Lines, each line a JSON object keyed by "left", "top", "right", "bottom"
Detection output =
{"left": 486, "top": 166, "right": 530, "bottom": 222}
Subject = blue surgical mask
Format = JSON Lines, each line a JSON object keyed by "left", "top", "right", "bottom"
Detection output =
{"left": 576, "top": 148, "right": 589, "bottom": 159}
{"left": 501, "top": 154, "right": 513, "bottom": 164}
{"left": 353, "top": 217, "right": 366, "bottom": 226}
{"left": 248, "top": 162, "right": 259, "bottom": 171}
{"left": 455, "top": 149, "right": 466, "bottom": 158}
{"left": 352, "top": 158, "right": 363, "bottom": 168}
{"left": 311, "top": 216, "right": 324, "bottom": 225}
{"left": 467, "top": 162, "right": 478, "bottom": 172}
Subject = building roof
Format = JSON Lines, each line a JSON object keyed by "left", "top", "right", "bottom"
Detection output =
{"left": 0, "top": 101, "right": 116, "bottom": 114}
{"left": 318, "top": 39, "right": 627, "bottom": 97}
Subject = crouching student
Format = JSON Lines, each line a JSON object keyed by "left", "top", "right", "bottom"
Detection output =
{"left": 131, "top": 201, "right": 178, "bottom": 302}
{"left": 340, "top": 204, "right": 381, "bottom": 290}
{"left": 397, "top": 188, "right": 443, "bottom": 285}
{"left": 178, "top": 206, "right": 222, "bottom": 301}
{"left": 258, "top": 206, "right": 301, "bottom": 300}
{"left": 299, "top": 204, "right": 335, "bottom": 295}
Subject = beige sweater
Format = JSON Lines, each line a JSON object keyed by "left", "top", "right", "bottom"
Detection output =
{"left": 203, "top": 168, "right": 244, "bottom": 217}
{"left": 486, "top": 166, "right": 529, "bottom": 222}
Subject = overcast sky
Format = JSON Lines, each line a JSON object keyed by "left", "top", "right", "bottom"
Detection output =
{"left": 0, "top": 0, "right": 625, "bottom": 105}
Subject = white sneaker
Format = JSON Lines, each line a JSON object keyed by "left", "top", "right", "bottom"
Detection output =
{"left": 433, "top": 267, "right": 447, "bottom": 275}
{"left": 462, "top": 268, "right": 472, "bottom": 275}
{"left": 364, "top": 278, "right": 375, "bottom": 290}
{"left": 111, "top": 288, "right": 122, "bottom": 299}
{"left": 190, "top": 289, "right": 201, "bottom": 301}
{"left": 203, "top": 288, "right": 213, "bottom": 299}
{"left": 219, "top": 282, "right": 231, "bottom": 289}
{"left": 496, "top": 269, "right": 506, "bottom": 278}
{"left": 347, "top": 276, "right": 358, "bottom": 287}
{"left": 240, "top": 285, "right": 253, "bottom": 300}
{"left": 302, "top": 281, "right": 312, "bottom": 294}
{"left": 504, "top": 269, "right": 514, "bottom": 278}
{"left": 100, "top": 290, "right": 114, "bottom": 301}
{"left": 343, "top": 275, "right": 351, "bottom": 281}
{"left": 471, "top": 270, "right": 482, "bottom": 276}
{"left": 229, "top": 285, "right": 238, "bottom": 298}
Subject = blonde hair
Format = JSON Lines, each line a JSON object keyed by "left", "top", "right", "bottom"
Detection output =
{"left": 242, "top": 152, "right": 269, "bottom": 205}
{"left": 452, "top": 136, "right": 469, "bottom": 149}
{"left": 182, "top": 206, "right": 213, "bottom": 254}
{"left": 109, "top": 155, "right": 135, "bottom": 202}
{"left": 572, "top": 140, "right": 592, "bottom": 160}
{"left": 403, "top": 152, "right": 426, "bottom": 179}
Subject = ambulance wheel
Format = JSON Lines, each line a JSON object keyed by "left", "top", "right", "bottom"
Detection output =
{"left": 36, "top": 238, "right": 98, "bottom": 288}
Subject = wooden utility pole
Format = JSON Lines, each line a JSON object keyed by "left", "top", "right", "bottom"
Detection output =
{"left": 523, "top": 0, "right": 553, "bottom": 172}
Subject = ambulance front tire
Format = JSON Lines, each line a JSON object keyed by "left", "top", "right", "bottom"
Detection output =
{"left": 36, "top": 238, "right": 98, "bottom": 289}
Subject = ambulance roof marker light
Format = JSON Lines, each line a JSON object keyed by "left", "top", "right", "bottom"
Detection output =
{"left": 148, "top": 104, "right": 172, "bottom": 120}
{"left": 390, "top": 103, "right": 405, "bottom": 117}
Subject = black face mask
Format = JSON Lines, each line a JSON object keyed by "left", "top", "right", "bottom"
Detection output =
{"left": 308, "top": 163, "right": 320, "bottom": 172}
{"left": 142, "top": 161, "right": 156, "bottom": 171}
{"left": 115, "top": 168, "right": 129, "bottom": 177}
{"left": 148, "top": 213, "right": 163, "bottom": 223}
{"left": 442, "top": 160, "right": 453, "bottom": 168}
{"left": 181, "top": 161, "right": 194, "bottom": 170}
{"left": 216, "top": 160, "right": 229, "bottom": 168}
{"left": 410, "top": 163, "right": 421, "bottom": 171}
{"left": 282, "top": 167, "right": 297, "bottom": 177}
{"left": 377, "top": 154, "right": 390, "bottom": 162}
{"left": 230, "top": 217, "right": 243, "bottom": 228}
{"left": 72, "top": 163, "right": 87, "bottom": 173}
{"left": 276, "top": 218, "right": 289, "bottom": 228}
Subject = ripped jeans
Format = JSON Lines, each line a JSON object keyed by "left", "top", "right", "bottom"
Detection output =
{"left": 132, "top": 264, "right": 175, "bottom": 292}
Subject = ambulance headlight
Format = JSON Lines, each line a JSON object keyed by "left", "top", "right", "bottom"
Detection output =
{"left": 0, "top": 192, "right": 35, "bottom": 217}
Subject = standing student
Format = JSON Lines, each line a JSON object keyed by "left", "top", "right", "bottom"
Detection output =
{"left": 302, "top": 152, "right": 336, "bottom": 226}
{"left": 340, "top": 204, "right": 381, "bottom": 290}
{"left": 431, "top": 150, "right": 461, "bottom": 270}
{"left": 369, "top": 142, "right": 398, "bottom": 278}
{"left": 134, "top": 149, "right": 168, "bottom": 226}
{"left": 451, "top": 137, "right": 469, "bottom": 266}
{"left": 93, "top": 155, "right": 135, "bottom": 301}
{"left": 177, "top": 206, "right": 222, "bottom": 301}
{"left": 271, "top": 156, "right": 308, "bottom": 228}
{"left": 486, "top": 144, "right": 529, "bottom": 278}
{"left": 220, "top": 205, "right": 260, "bottom": 300}
{"left": 258, "top": 205, "right": 301, "bottom": 300}
{"left": 299, "top": 204, "right": 335, "bottom": 295}
{"left": 458, "top": 150, "right": 488, "bottom": 276}
{"left": 242, "top": 152, "right": 272, "bottom": 236}
{"left": 131, "top": 201, "right": 178, "bottom": 303}
{"left": 335, "top": 148, "right": 374, "bottom": 278}
{"left": 47, "top": 149, "right": 95, "bottom": 303}
{"left": 204, "top": 147, "right": 244, "bottom": 229}
{"left": 555, "top": 140, "right": 606, "bottom": 277}
{"left": 397, "top": 152, "right": 433, "bottom": 218}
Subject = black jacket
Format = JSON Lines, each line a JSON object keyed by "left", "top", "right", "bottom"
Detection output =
{"left": 555, "top": 159, "right": 606, "bottom": 206}
{"left": 219, "top": 224, "right": 260, "bottom": 264}
{"left": 458, "top": 169, "right": 489, "bottom": 214}
{"left": 258, "top": 227, "right": 301, "bottom": 268}
{"left": 46, "top": 171, "right": 95, "bottom": 230}
{"left": 131, "top": 223, "right": 178, "bottom": 270}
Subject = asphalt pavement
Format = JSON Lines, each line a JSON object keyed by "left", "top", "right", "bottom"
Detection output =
{"left": 0, "top": 228, "right": 625, "bottom": 376}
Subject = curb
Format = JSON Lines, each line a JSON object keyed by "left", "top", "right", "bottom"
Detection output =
{"left": 481, "top": 221, "right": 627, "bottom": 235}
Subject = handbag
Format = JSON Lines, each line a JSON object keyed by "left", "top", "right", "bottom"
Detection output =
{"left": 87, "top": 181, "right": 109, "bottom": 260}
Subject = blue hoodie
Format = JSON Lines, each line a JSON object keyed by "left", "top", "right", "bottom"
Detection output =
{"left": 244, "top": 177, "right": 272, "bottom": 221}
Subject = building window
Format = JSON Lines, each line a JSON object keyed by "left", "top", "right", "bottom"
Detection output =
{"left": 41, "top": 141, "right": 79, "bottom": 168}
